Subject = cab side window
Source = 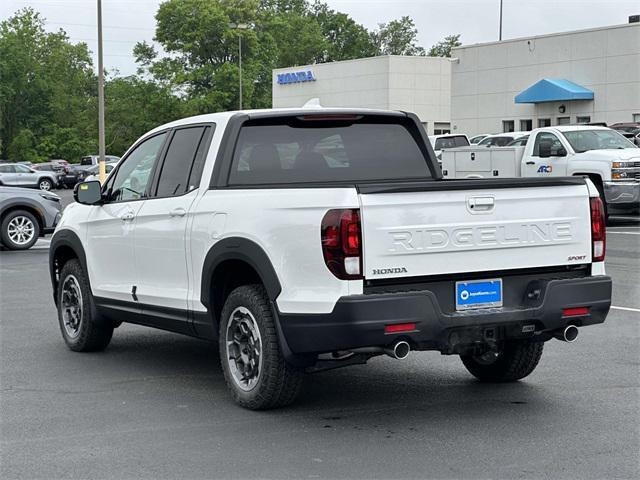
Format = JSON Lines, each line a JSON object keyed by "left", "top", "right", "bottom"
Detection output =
{"left": 533, "top": 132, "right": 563, "bottom": 156}
{"left": 107, "top": 132, "right": 167, "bottom": 202}
{"left": 152, "top": 125, "right": 213, "bottom": 198}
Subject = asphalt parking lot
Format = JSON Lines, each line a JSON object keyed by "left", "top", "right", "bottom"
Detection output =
{"left": 1, "top": 189, "right": 639, "bottom": 479}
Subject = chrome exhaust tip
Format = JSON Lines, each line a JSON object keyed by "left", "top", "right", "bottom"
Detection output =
{"left": 386, "top": 341, "right": 410, "bottom": 359}
{"left": 554, "top": 325, "right": 579, "bottom": 343}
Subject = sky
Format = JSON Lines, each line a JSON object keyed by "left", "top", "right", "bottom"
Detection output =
{"left": 2, "top": 0, "right": 638, "bottom": 76}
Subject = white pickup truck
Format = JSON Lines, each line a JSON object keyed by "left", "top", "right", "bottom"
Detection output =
{"left": 441, "top": 125, "right": 640, "bottom": 216}
{"left": 50, "top": 108, "right": 612, "bottom": 409}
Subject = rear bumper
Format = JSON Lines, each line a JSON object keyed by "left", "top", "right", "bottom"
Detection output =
{"left": 277, "top": 275, "right": 612, "bottom": 355}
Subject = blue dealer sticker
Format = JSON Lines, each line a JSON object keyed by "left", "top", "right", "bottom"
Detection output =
{"left": 455, "top": 278, "right": 503, "bottom": 310}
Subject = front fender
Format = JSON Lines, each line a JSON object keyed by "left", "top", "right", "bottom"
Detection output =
{"left": 49, "top": 229, "right": 89, "bottom": 304}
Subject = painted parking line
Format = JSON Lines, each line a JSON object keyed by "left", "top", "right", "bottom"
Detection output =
{"left": 607, "top": 231, "right": 640, "bottom": 235}
{"left": 611, "top": 306, "right": 640, "bottom": 313}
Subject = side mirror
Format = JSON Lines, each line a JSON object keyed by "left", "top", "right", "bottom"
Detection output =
{"left": 538, "top": 140, "right": 552, "bottom": 158}
{"left": 74, "top": 181, "right": 102, "bottom": 205}
{"left": 556, "top": 147, "right": 567, "bottom": 157}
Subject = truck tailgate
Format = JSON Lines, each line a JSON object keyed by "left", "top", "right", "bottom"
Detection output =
{"left": 358, "top": 179, "right": 592, "bottom": 280}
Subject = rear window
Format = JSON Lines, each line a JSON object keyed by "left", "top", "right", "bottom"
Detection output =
{"left": 228, "top": 117, "right": 431, "bottom": 185}
{"left": 434, "top": 136, "right": 469, "bottom": 150}
{"left": 80, "top": 157, "right": 93, "bottom": 166}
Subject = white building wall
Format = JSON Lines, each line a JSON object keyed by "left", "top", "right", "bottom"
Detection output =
{"left": 273, "top": 56, "right": 451, "bottom": 135}
{"left": 451, "top": 23, "right": 640, "bottom": 136}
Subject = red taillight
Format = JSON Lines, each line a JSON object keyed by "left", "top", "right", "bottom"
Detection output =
{"left": 590, "top": 197, "right": 606, "bottom": 262}
{"left": 321, "top": 209, "right": 363, "bottom": 280}
{"left": 562, "top": 307, "right": 590, "bottom": 317}
{"left": 384, "top": 323, "right": 417, "bottom": 334}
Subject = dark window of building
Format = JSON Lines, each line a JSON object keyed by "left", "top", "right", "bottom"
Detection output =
{"left": 502, "top": 120, "right": 515, "bottom": 133}
{"left": 538, "top": 118, "right": 551, "bottom": 128}
{"left": 557, "top": 117, "right": 570, "bottom": 125}
{"left": 576, "top": 116, "right": 591, "bottom": 124}
{"left": 520, "top": 119, "right": 533, "bottom": 131}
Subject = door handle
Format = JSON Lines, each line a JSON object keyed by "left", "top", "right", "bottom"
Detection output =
{"left": 525, "top": 161, "right": 535, "bottom": 165}
{"left": 468, "top": 196, "right": 495, "bottom": 212}
{"left": 169, "top": 207, "right": 186, "bottom": 217}
{"left": 120, "top": 212, "right": 135, "bottom": 222}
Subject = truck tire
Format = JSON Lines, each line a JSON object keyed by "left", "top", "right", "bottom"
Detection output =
{"left": 56, "top": 259, "right": 113, "bottom": 352}
{"left": 38, "top": 178, "right": 53, "bottom": 191}
{"left": 219, "top": 284, "right": 304, "bottom": 410}
{"left": 1, "top": 209, "right": 40, "bottom": 250}
{"left": 460, "top": 341, "right": 544, "bottom": 382}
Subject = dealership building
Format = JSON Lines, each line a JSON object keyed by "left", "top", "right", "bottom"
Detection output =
{"left": 272, "top": 20, "right": 640, "bottom": 137}
{"left": 272, "top": 55, "right": 453, "bottom": 135}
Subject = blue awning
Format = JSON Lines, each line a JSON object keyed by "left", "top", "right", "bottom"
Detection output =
{"left": 515, "top": 79, "right": 594, "bottom": 104}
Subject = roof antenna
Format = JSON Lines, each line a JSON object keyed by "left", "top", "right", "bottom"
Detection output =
{"left": 302, "top": 98, "right": 322, "bottom": 109}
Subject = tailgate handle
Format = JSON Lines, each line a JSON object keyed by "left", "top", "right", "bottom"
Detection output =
{"left": 468, "top": 196, "right": 495, "bottom": 212}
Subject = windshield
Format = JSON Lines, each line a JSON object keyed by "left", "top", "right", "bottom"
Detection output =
{"left": 562, "top": 130, "right": 637, "bottom": 152}
{"left": 479, "top": 136, "right": 514, "bottom": 146}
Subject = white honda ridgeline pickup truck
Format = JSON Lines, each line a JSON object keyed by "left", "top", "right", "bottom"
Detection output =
{"left": 50, "top": 108, "right": 612, "bottom": 409}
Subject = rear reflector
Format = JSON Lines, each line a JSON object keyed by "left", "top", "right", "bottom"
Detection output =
{"left": 590, "top": 197, "right": 606, "bottom": 262}
{"left": 562, "top": 307, "right": 590, "bottom": 317}
{"left": 384, "top": 323, "right": 417, "bottom": 334}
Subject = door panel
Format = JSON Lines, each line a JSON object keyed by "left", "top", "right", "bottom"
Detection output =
{"left": 86, "top": 131, "right": 168, "bottom": 302}
{"left": 134, "top": 191, "right": 197, "bottom": 310}
{"left": 85, "top": 201, "right": 145, "bottom": 302}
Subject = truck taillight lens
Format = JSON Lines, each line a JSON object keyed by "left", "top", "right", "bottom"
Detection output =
{"left": 590, "top": 197, "right": 606, "bottom": 262}
{"left": 321, "top": 209, "right": 363, "bottom": 280}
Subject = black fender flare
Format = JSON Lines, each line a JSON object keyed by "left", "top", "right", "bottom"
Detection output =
{"left": 200, "top": 237, "right": 282, "bottom": 310}
{"left": 49, "top": 229, "right": 89, "bottom": 304}
{"left": 199, "top": 237, "right": 313, "bottom": 366}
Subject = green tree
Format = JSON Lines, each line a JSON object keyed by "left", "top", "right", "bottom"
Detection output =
{"left": 428, "top": 34, "right": 461, "bottom": 57}
{"left": 103, "top": 76, "right": 185, "bottom": 155}
{"left": 310, "top": 1, "right": 376, "bottom": 62}
{"left": 0, "top": 8, "right": 95, "bottom": 161}
{"left": 370, "top": 16, "right": 425, "bottom": 56}
{"left": 7, "top": 129, "right": 38, "bottom": 163}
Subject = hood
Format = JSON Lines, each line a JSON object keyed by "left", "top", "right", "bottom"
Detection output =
{"left": 0, "top": 186, "right": 60, "bottom": 198}
{"left": 573, "top": 148, "right": 640, "bottom": 162}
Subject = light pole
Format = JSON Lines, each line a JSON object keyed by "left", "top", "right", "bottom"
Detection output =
{"left": 499, "top": 0, "right": 503, "bottom": 41}
{"left": 97, "top": 0, "right": 106, "bottom": 183}
{"left": 229, "top": 23, "right": 249, "bottom": 110}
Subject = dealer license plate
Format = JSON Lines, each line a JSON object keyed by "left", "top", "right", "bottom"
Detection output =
{"left": 455, "top": 278, "right": 503, "bottom": 310}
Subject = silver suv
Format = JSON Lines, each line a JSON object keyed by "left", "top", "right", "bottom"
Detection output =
{"left": 0, "top": 163, "right": 59, "bottom": 191}
{"left": 0, "top": 186, "right": 62, "bottom": 249}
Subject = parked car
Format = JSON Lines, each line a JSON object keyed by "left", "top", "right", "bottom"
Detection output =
{"left": 0, "top": 186, "right": 61, "bottom": 250}
{"left": 32, "top": 162, "right": 65, "bottom": 186}
{"left": 50, "top": 108, "right": 612, "bottom": 410}
{"left": 441, "top": 125, "right": 639, "bottom": 217}
{"left": 469, "top": 134, "right": 490, "bottom": 144}
{"left": 0, "top": 163, "right": 59, "bottom": 190}
{"left": 81, "top": 162, "right": 118, "bottom": 183}
{"left": 610, "top": 123, "right": 640, "bottom": 146}
{"left": 50, "top": 159, "right": 72, "bottom": 174}
{"left": 80, "top": 155, "right": 121, "bottom": 167}
{"left": 505, "top": 135, "right": 529, "bottom": 146}
{"left": 477, "top": 132, "right": 529, "bottom": 147}
{"left": 428, "top": 134, "right": 470, "bottom": 161}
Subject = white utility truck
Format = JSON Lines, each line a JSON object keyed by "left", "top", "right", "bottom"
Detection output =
{"left": 441, "top": 125, "right": 640, "bottom": 216}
